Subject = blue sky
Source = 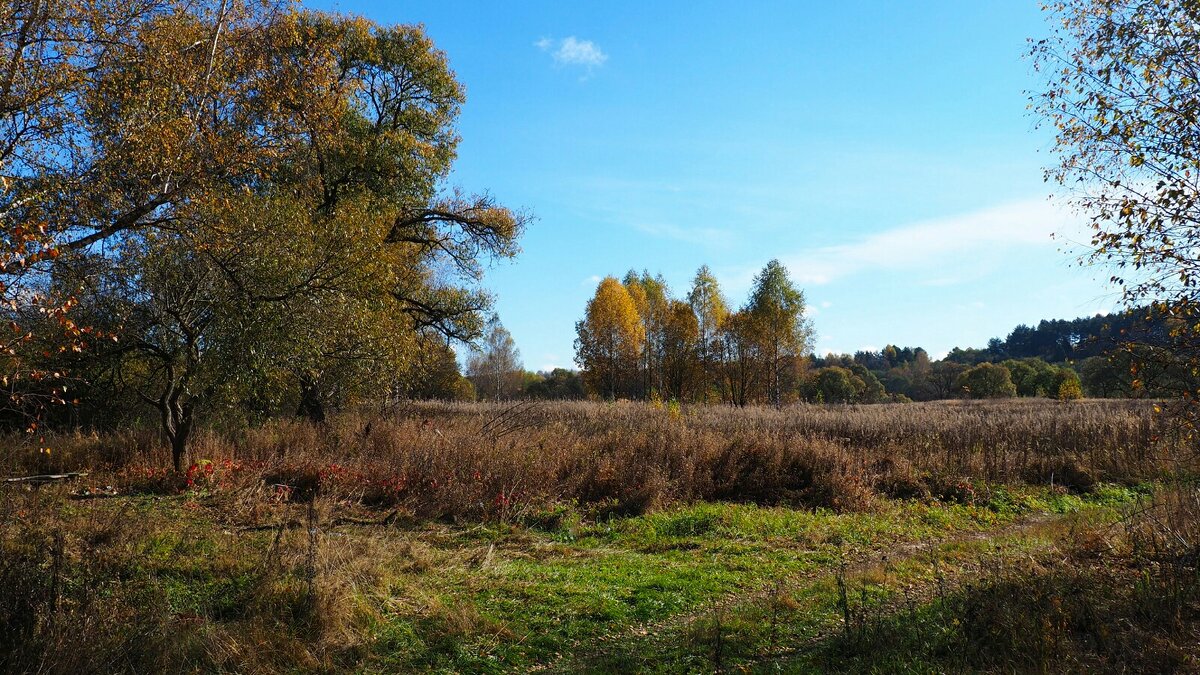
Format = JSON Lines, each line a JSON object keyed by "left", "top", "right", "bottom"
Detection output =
{"left": 316, "top": 0, "right": 1117, "bottom": 370}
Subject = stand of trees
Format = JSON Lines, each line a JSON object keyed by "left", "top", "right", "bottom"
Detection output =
{"left": 941, "top": 309, "right": 1168, "bottom": 365}
{"left": 522, "top": 368, "right": 586, "bottom": 400}
{"left": 574, "top": 260, "right": 814, "bottom": 405}
{"left": 568, "top": 278, "right": 1147, "bottom": 405}
{"left": 939, "top": 307, "right": 1185, "bottom": 400}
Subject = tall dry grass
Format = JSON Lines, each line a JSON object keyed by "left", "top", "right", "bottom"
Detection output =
{"left": 823, "top": 485, "right": 1200, "bottom": 672}
{"left": 1, "top": 399, "right": 1188, "bottom": 519}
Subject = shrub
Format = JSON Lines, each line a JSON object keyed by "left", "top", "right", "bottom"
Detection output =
{"left": 958, "top": 363, "right": 1017, "bottom": 399}
{"left": 1056, "top": 370, "right": 1085, "bottom": 401}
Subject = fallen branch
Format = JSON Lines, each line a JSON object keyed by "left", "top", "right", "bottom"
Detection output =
{"left": 3, "top": 471, "right": 88, "bottom": 484}
{"left": 332, "top": 510, "right": 401, "bottom": 528}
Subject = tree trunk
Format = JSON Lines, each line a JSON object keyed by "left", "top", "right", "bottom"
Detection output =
{"left": 297, "top": 378, "right": 327, "bottom": 424}
{"left": 170, "top": 423, "right": 189, "bottom": 472}
{"left": 161, "top": 395, "right": 195, "bottom": 472}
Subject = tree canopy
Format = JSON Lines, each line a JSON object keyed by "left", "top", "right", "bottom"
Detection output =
{"left": 575, "top": 277, "right": 643, "bottom": 400}
{"left": 1034, "top": 0, "right": 1200, "bottom": 424}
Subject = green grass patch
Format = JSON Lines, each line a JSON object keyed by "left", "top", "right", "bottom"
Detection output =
{"left": 360, "top": 483, "right": 1147, "bottom": 672}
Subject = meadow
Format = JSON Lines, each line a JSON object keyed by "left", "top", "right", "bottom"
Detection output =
{"left": 1, "top": 399, "right": 1197, "bottom": 673}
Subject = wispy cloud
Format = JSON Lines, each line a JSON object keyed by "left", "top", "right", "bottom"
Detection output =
{"left": 774, "top": 198, "right": 1084, "bottom": 286}
{"left": 808, "top": 300, "right": 834, "bottom": 317}
{"left": 535, "top": 36, "right": 608, "bottom": 70}
{"left": 581, "top": 274, "right": 602, "bottom": 287}
{"left": 632, "top": 222, "right": 736, "bottom": 248}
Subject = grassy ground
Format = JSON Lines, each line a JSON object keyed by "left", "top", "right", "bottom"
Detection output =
{"left": 1, "top": 400, "right": 1196, "bottom": 672}
{"left": 0, "top": 477, "right": 1167, "bottom": 673}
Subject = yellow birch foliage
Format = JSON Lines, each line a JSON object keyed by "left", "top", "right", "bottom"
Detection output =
{"left": 575, "top": 277, "right": 644, "bottom": 399}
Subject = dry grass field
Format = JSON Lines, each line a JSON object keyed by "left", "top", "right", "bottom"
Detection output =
{"left": 1, "top": 399, "right": 1197, "bottom": 672}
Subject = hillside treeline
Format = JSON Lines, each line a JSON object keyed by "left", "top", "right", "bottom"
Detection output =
{"left": 944, "top": 309, "right": 1168, "bottom": 364}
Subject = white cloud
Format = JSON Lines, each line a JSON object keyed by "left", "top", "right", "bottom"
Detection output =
{"left": 775, "top": 198, "right": 1085, "bottom": 286}
{"left": 535, "top": 36, "right": 608, "bottom": 69}
{"left": 581, "top": 274, "right": 602, "bottom": 287}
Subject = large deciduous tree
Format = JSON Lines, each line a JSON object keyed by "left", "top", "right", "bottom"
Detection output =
{"left": 0, "top": 0, "right": 190, "bottom": 425}
{"left": 623, "top": 270, "right": 670, "bottom": 399}
{"left": 661, "top": 299, "right": 699, "bottom": 402}
{"left": 745, "top": 259, "right": 812, "bottom": 406}
{"left": 575, "top": 277, "right": 644, "bottom": 400}
{"left": 687, "top": 265, "right": 729, "bottom": 403}
{"left": 721, "top": 310, "right": 761, "bottom": 407}
{"left": 957, "top": 363, "right": 1017, "bottom": 399}
{"left": 28, "top": 3, "right": 523, "bottom": 468}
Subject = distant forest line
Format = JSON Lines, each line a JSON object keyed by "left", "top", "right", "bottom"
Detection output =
{"left": 471, "top": 263, "right": 1173, "bottom": 405}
